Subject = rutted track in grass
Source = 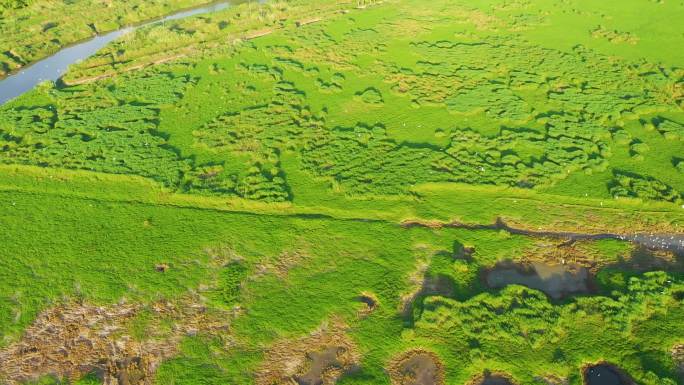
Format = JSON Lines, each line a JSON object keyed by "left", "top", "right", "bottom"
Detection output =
{"left": 3, "top": 164, "right": 684, "bottom": 257}
{"left": 403, "top": 218, "right": 684, "bottom": 254}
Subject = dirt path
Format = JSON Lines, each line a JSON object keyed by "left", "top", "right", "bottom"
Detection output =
{"left": 402, "top": 218, "right": 684, "bottom": 255}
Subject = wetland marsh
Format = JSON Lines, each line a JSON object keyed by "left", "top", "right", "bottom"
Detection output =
{"left": 0, "top": 0, "right": 683, "bottom": 384}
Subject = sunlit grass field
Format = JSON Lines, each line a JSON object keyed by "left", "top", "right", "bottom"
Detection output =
{"left": 0, "top": 0, "right": 683, "bottom": 384}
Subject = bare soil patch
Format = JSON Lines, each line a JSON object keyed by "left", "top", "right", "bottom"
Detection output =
{"left": 296, "top": 346, "right": 344, "bottom": 385}
{"left": 0, "top": 297, "right": 228, "bottom": 385}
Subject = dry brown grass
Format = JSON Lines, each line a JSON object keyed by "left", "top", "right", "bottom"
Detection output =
{"left": 0, "top": 296, "right": 229, "bottom": 385}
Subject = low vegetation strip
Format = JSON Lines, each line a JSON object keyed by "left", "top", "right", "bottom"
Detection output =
{"left": 2, "top": 164, "right": 684, "bottom": 235}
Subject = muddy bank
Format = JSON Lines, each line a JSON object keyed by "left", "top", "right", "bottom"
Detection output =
{"left": 402, "top": 218, "right": 684, "bottom": 255}
{"left": 401, "top": 273, "right": 457, "bottom": 321}
{"left": 485, "top": 261, "right": 591, "bottom": 299}
{"left": 388, "top": 349, "right": 444, "bottom": 385}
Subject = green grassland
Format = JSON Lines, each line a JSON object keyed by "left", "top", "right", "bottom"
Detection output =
{"left": 1, "top": 0, "right": 684, "bottom": 384}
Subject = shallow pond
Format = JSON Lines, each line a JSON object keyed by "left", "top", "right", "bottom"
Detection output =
{"left": 485, "top": 262, "right": 590, "bottom": 299}
{"left": 479, "top": 375, "right": 514, "bottom": 385}
{"left": 396, "top": 352, "right": 441, "bottom": 385}
{"left": 584, "top": 364, "right": 630, "bottom": 385}
{"left": 295, "top": 346, "right": 343, "bottom": 385}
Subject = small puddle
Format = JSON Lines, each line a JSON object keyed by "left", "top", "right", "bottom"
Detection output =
{"left": 479, "top": 375, "right": 514, "bottom": 385}
{"left": 583, "top": 364, "right": 633, "bottom": 385}
{"left": 295, "top": 346, "right": 344, "bottom": 385}
{"left": 389, "top": 350, "right": 444, "bottom": 385}
{"left": 0, "top": 0, "right": 265, "bottom": 105}
{"left": 399, "top": 353, "right": 440, "bottom": 385}
{"left": 355, "top": 293, "right": 378, "bottom": 316}
{"left": 485, "top": 262, "right": 590, "bottom": 299}
{"left": 356, "top": 294, "right": 377, "bottom": 309}
{"left": 467, "top": 372, "right": 516, "bottom": 385}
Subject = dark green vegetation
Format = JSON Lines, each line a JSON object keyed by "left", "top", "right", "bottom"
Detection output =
{"left": 4, "top": 0, "right": 684, "bottom": 206}
{"left": 0, "top": 0, "right": 683, "bottom": 384}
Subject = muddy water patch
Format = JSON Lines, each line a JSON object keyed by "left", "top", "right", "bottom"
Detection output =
{"left": 401, "top": 274, "right": 457, "bottom": 322}
{"left": 404, "top": 218, "right": 684, "bottom": 255}
{"left": 466, "top": 372, "right": 518, "bottom": 385}
{"left": 583, "top": 363, "right": 634, "bottom": 385}
{"left": 485, "top": 262, "right": 590, "bottom": 299}
{"left": 355, "top": 292, "right": 378, "bottom": 317}
{"left": 296, "top": 347, "right": 345, "bottom": 385}
{"left": 256, "top": 320, "right": 359, "bottom": 385}
{"left": 388, "top": 350, "right": 444, "bottom": 385}
{"left": 627, "top": 233, "right": 684, "bottom": 255}
{"left": 480, "top": 375, "right": 515, "bottom": 385}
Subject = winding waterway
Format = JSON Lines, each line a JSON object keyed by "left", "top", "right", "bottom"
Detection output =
{"left": 0, "top": 0, "right": 256, "bottom": 105}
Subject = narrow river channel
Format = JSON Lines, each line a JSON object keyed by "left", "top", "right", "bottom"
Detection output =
{"left": 0, "top": 0, "right": 262, "bottom": 105}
